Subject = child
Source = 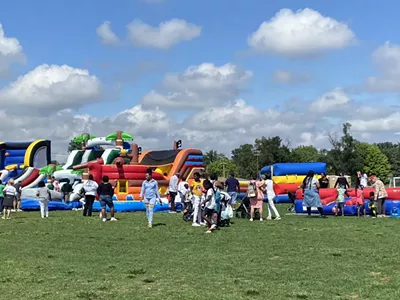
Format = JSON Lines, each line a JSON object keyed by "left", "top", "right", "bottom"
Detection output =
{"left": 335, "top": 186, "right": 346, "bottom": 216}
{"left": 190, "top": 172, "right": 204, "bottom": 227}
{"left": 201, "top": 179, "right": 217, "bottom": 233}
{"left": 355, "top": 187, "right": 366, "bottom": 217}
{"left": 287, "top": 190, "right": 296, "bottom": 212}
{"left": 369, "top": 192, "right": 377, "bottom": 218}
{"left": 36, "top": 181, "right": 51, "bottom": 218}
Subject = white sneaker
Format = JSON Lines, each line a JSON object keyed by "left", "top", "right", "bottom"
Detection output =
{"left": 11, "top": 209, "right": 16, "bottom": 212}
{"left": 169, "top": 211, "right": 176, "bottom": 214}
{"left": 275, "top": 217, "right": 281, "bottom": 220}
{"left": 260, "top": 218, "right": 264, "bottom": 221}
{"left": 110, "top": 217, "right": 118, "bottom": 222}
{"left": 249, "top": 218, "right": 253, "bottom": 222}
{"left": 148, "top": 223, "right": 153, "bottom": 228}
{"left": 210, "top": 224, "right": 217, "bottom": 230}
{"left": 192, "top": 223, "right": 201, "bottom": 227}
{"left": 17, "top": 209, "right": 22, "bottom": 212}
{"left": 102, "top": 218, "right": 107, "bottom": 222}
{"left": 205, "top": 230, "right": 212, "bottom": 233}
{"left": 266, "top": 217, "right": 272, "bottom": 220}
{"left": 200, "top": 222, "right": 206, "bottom": 226}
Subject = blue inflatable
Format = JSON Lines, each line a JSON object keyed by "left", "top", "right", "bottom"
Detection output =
{"left": 272, "top": 162, "right": 326, "bottom": 176}
{"left": 91, "top": 201, "right": 182, "bottom": 213}
{"left": 260, "top": 165, "right": 272, "bottom": 175}
{"left": 21, "top": 199, "right": 77, "bottom": 211}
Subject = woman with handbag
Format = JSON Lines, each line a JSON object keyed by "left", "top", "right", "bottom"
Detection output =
{"left": 248, "top": 176, "right": 264, "bottom": 221}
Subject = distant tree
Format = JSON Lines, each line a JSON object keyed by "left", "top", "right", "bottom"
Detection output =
{"left": 68, "top": 140, "right": 82, "bottom": 152}
{"left": 356, "top": 143, "right": 392, "bottom": 184}
{"left": 204, "top": 150, "right": 225, "bottom": 165}
{"left": 291, "top": 145, "right": 319, "bottom": 162}
{"left": 376, "top": 142, "right": 400, "bottom": 177}
{"left": 254, "top": 136, "right": 291, "bottom": 167}
{"left": 231, "top": 144, "right": 257, "bottom": 179}
{"left": 207, "top": 157, "right": 238, "bottom": 178}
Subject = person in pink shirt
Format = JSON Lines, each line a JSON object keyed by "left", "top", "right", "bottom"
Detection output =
{"left": 249, "top": 177, "right": 264, "bottom": 221}
{"left": 354, "top": 187, "right": 365, "bottom": 217}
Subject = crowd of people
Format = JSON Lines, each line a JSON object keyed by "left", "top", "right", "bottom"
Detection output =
{"left": 0, "top": 167, "right": 391, "bottom": 225}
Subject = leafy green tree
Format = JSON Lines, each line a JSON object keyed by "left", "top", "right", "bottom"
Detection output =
{"left": 291, "top": 145, "right": 319, "bottom": 162}
{"left": 231, "top": 144, "right": 257, "bottom": 179}
{"left": 207, "top": 157, "right": 238, "bottom": 178}
{"left": 68, "top": 139, "right": 81, "bottom": 152}
{"left": 254, "top": 136, "right": 291, "bottom": 167}
{"left": 376, "top": 142, "right": 400, "bottom": 177}
{"left": 203, "top": 150, "right": 225, "bottom": 165}
{"left": 356, "top": 143, "right": 392, "bottom": 183}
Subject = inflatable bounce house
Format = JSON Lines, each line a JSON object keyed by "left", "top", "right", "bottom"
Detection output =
{"left": 258, "top": 162, "right": 326, "bottom": 203}
{"left": 0, "top": 140, "right": 51, "bottom": 187}
{"left": 65, "top": 133, "right": 204, "bottom": 212}
{"left": 295, "top": 187, "right": 400, "bottom": 216}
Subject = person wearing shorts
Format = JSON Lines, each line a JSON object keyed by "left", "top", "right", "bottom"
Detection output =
{"left": 201, "top": 179, "right": 217, "bottom": 233}
{"left": 97, "top": 176, "right": 117, "bottom": 222}
{"left": 3, "top": 179, "right": 17, "bottom": 219}
{"left": 335, "top": 187, "right": 346, "bottom": 216}
{"left": 225, "top": 173, "right": 240, "bottom": 209}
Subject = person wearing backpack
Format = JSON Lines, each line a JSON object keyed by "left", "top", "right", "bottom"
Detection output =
{"left": 248, "top": 176, "right": 264, "bottom": 221}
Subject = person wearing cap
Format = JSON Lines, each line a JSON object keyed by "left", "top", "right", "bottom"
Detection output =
{"left": 168, "top": 172, "right": 180, "bottom": 213}
{"left": 370, "top": 175, "right": 388, "bottom": 217}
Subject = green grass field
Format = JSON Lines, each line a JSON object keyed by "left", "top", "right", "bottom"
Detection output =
{"left": 1, "top": 205, "right": 400, "bottom": 300}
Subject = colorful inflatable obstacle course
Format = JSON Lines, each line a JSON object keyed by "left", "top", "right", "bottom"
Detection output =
{"left": 71, "top": 139, "right": 204, "bottom": 212}
{"left": 295, "top": 187, "right": 400, "bottom": 216}
{"left": 259, "top": 162, "right": 326, "bottom": 203}
{"left": 0, "top": 140, "right": 51, "bottom": 187}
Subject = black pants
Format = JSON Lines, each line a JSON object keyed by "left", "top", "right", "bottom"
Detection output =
{"left": 83, "top": 195, "right": 95, "bottom": 216}
{"left": 169, "top": 192, "right": 177, "bottom": 211}
{"left": 377, "top": 198, "right": 386, "bottom": 215}
{"left": 0, "top": 197, "right": 3, "bottom": 212}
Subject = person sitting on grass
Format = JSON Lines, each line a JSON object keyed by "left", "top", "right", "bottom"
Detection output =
{"left": 98, "top": 176, "right": 117, "bottom": 222}
{"left": 2, "top": 179, "right": 17, "bottom": 220}
{"left": 201, "top": 179, "right": 217, "bottom": 233}
{"left": 369, "top": 192, "right": 377, "bottom": 218}
{"left": 36, "top": 181, "right": 51, "bottom": 219}
{"left": 335, "top": 186, "right": 346, "bottom": 217}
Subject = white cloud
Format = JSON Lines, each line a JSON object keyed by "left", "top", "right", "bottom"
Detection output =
{"left": 366, "top": 42, "right": 400, "bottom": 92}
{"left": 0, "top": 23, "right": 26, "bottom": 76}
{"left": 309, "top": 88, "right": 350, "bottom": 113}
{"left": 271, "top": 70, "right": 312, "bottom": 84}
{"left": 0, "top": 64, "right": 101, "bottom": 115}
{"left": 248, "top": 8, "right": 356, "bottom": 57}
{"left": 141, "top": 63, "right": 252, "bottom": 109}
{"left": 96, "top": 21, "right": 120, "bottom": 45}
{"left": 126, "top": 19, "right": 201, "bottom": 49}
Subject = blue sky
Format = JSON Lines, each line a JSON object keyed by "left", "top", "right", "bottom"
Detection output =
{"left": 1, "top": 0, "right": 400, "bottom": 157}
{"left": 1, "top": 0, "right": 399, "bottom": 116}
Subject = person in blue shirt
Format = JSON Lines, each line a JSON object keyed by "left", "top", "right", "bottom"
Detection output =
{"left": 224, "top": 173, "right": 240, "bottom": 209}
{"left": 140, "top": 169, "right": 160, "bottom": 228}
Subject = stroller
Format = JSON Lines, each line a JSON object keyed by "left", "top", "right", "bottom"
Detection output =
{"left": 236, "top": 196, "right": 260, "bottom": 219}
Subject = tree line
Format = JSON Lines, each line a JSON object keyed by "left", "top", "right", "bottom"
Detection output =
{"left": 205, "top": 123, "right": 396, "bottom": 183}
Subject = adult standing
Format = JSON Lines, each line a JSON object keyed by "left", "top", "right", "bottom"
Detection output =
{"left": 249, "top": 176, "right": 264, "bottom": 222}
{"left": 225, "top": 173, "right": 240, "bottom": 209}
{"left": 299, "top": 170, "right": 327, "bottom": 218}
{"left": 0, "top": 180, "right": 5, "bottom": 214}
{"left": 168, "top": 172, "right": 180, "bottom": 213}
{"left": 359, "top": 171, "right": 368, "bottom": 188}
{"left": 370, "top": 175, "right": 388, "bottom": 217}
{"left": 140, "top": 170, "right": 161, "bottom": 228}
{"left": 334, "top": 173, "right": 350, "bottom": 189}
{"left": 97, "top": 176, "right": 117, "bottom": 222}
{"left": 83, "top": 174, "right": 98, "bottom": 217}
{"left": 2, "top": 179, "right": 17, "bottom": 219}
{"left": 318, "top": 173, "right": 329, "bottom": 188}
{"left": 265, "top": 173, "right": 281, "bottom": 220}
{"left": 13, "top": 181, "right": 22, "bottom": 212}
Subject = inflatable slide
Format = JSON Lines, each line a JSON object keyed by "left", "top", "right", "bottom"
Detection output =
{"left": 259, "top": 162, "right": 326, "bottom": 203}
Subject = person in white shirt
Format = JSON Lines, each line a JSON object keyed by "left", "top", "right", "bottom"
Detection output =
{"left": 360, "top": 171, "right": 368, "bottom": 188}
{"left": 2, "top": 179, "right": 17, "bottom": 220}
{"left": 82, "top": 174, "right": 98, "bottom": 217}
{"left": 201, "top": 180, "right": 217, "bottom": 233}
{"left": 264, "top": 174, "right": 281, "bottom": 220}
{"left": 178, "top": 180, "right": 190, "bottom": 209}
{"left": 168, "top": 173, "right": 180, "bottom": 213}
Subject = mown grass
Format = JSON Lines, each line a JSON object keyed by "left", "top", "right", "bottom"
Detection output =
{"left": 1, "top": 205, "right": 400, "bottom": 300}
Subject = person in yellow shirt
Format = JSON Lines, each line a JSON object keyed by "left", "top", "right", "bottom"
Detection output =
{"left": 191, "top": 172, "right": 205, "bottom": 227}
